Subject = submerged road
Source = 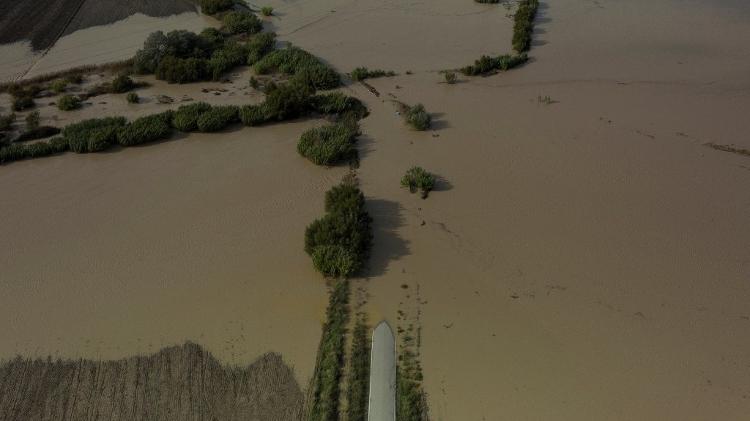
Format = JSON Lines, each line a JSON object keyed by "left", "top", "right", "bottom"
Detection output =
{"left": 368, "top": 321, "right": 396, "bottom": 421}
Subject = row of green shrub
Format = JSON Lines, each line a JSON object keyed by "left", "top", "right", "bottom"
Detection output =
{"left": 305, "top": 182, "right": 373, "bottom": 278}
{"left": 0, "top": 87, "right": 366, "bottom": 165}
{"left": 254, "top": 46, "right": 341, "bottom": 90}
{"left": 350, "top": 67, "right": 396, "bottom": 82}
{"left": 297, "top": 121, "right": 359, "bottom": 166}
{"left": 459, "top": 53, "right": 528, "bottom": 76}
{"left": 513, "top": 0, "right": 540, "bottom": 53}
{"left": 345, "top": 316, "right": 371, "bottom": 421}
{"left": 308, "top": 280, "right": 350, "bottom": 421}
{"left": 396, "top": 324, "right": 427, "bottom": 421}
{"left": 0, "top": 137, "right": 69, "bottom": 164}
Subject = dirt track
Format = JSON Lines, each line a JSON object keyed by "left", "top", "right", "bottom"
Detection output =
{"left": 0, "top": 343, "right": 303, "bottom": 421}
{"left": 0, "top": 0, "right": 196, "bottom": 51}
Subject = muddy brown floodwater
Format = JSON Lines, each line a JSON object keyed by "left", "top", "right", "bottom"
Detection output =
{"left": 1, "top": 0, "right": 750, "bottom": 420}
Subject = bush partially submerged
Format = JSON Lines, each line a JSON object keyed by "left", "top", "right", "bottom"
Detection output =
{"left": 50, "top": 79, "right": 68, "bottom": 93}
{"left": 305, "top": 182, "right": 372, "bottom": 278}
{"left": 197, "top": 105, "right": 239, "bottom": 132}
{"left": 116, "top": 112, "right": 173, "bottom": 146}
{"left": 223, "top": 11, "right": 263, "bottom": 35}
{"left": 298, "top": 121, "right": 359, "bottom": 165}
{"left": 58, "top": 95, "right": 82, "bottom": 111}
{"left": 111, "top": 75, "right": 135, "bottom": 93}
{"left": 0, "top": 113, "right": 14, "bottom": 131}
{"left": 62, "top": 117, "right": 127, "bottom": 153}
{"left": 254, "top": 46, "right": 340, "bottom": 90}
{"left": 460, "top": 53, "right": 528, "bottom": 76}
{"left": 126, "top": 92, "right": 139, "bottom": 103}
{"left": 263, "top": 80, "right": 315, "bottom": 120}
{"left": 239, "top": 104, "right": 269, "bottom": 126}
{"left": 173, "top": 102, "right": 212, "bottom": 132}
{"left": 405, "top": 104, "right": 431, "bottom": 131}
{"left": 261, "top": 6, "right": 273, "bottom": 16}
{"left": 12, "top": 96, "right": 34, "bottom": 112}
{"left": 401, "top": 166, "right": 436, "bottom": 199}
{"left": 25, "top": 111, "right": 40, "bottom": 131}
{"left": 207, "top": 41, "right": 248, "bottom": 80}
{"left": 350, "top": 67, "right": 395, "bottom": 81}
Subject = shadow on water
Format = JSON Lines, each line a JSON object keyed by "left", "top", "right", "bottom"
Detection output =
{"left": 365, "top": 199, "right": 410, "bottom": 277}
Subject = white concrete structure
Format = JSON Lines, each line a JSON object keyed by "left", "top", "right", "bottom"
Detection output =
{"left": 368, "top": 321, "right": 396, "bottom": 421}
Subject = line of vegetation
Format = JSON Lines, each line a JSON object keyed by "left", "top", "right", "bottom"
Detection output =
{"left": 305, "top": 181, "right": 373, "bottom": 278}
{"left": 459, "top": 53, "right": 528, "bottom": 76}
{"left": 199, "top": 0, "right": 235, "bottom": 15}
{"left": 512, "top": 0, "right": 540, "bottom": 53}
{"left": 308, "top": 280, "right": 351, "bottom": 421}
{"left": 0, "top": 87, "right": 366, "bottom": 165}
{"left": 345, "top": 314, "right": 371, "bottom": 421}
{"left": 704, "top": 142, "right": 750, "bottom": 157}
{"left": 298, "top": 120, "right": 359, "bottom": 166}
{"left": 474, "top": 0, "right": 502, "bottom": 3}
{"left": 350, "top": 67, "right": 396, "bottom": 82}
{"left": 401, "top": 167, "right": 436, "bottom": 199}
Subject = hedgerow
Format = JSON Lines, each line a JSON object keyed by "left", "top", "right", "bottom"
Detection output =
{"left": 513, "top": 0, "right": 540, "bottom": 53}
{"left": 350, "top": 67, "right": 395, "bottom": 81}
{"left": 0, "top": 137, "right": 68, "bottom": 164}
{"left": 116, "top": 111, "right": 174, "bottom": 146}
{"left": 297, "top": 122, "right": 359, "bottom": 166}
{"left": 172, "top": 102, "right": 212, "bottom": 132}
{"left": 62, "top": 117, "right": 127, "bottom": 153}
{"left": 460, "top": 53, "right": 528, "bottom": 76}
{"left": 15, "top": 126, "right": 61, "bottom": 143}
{"left": 305, "top": 182, "right": 372, "bottom": 278}
{"left": 196, "top": 105, "right": 239, "bottom": 132}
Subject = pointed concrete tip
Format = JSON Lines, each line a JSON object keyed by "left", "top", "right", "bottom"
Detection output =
{"left": 368, "top": 320, "right": 396, "bottom": 421}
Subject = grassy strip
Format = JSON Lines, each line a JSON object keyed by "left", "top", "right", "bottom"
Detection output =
{"left": 512, "top": 0, "right": 540, "bottom": 53}
{"left": 704, "top": 142, "right": 750, "bottom": 157}
{"left": 304, "top": 181, "right": 373, "bottom": 278}
{"left": 459, "top": 53, "right": 527, "bottom": 76}
{"left": 396, "top": 325, "right": 427, "bottom": 421}
{"left": 346, "top": 315, "right": 371, "bottom": 421}
{"left": 308, "top": 280, "right": 351, "bottom": 421}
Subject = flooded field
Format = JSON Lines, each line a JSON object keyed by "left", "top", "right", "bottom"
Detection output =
{"left": 1, "top": 0, "right": 749, "bottom": 419}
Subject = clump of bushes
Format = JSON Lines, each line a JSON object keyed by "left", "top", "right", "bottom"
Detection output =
{"left": 513, "top": 0, "right": 539, "bottom": 53}
{"left": 207, "top": 41, "right": 249, "bottom": 80}
{"left": 223, "top": 11, "right": 263, "bottom": 35}
{"left": 261, "top": 6, "right": 273, "bottom": 16}
{"left": 62, "top": 117, "right": 127, "bottom": 153}
{"left": 126, "top": 92, "right": 139, "bottom": 103}
{"left": 134, "top": 30, "right": 213, "bottom": 75}
{"left": 298, "top": 121, "right": 359, "bottom": 166}
{"left": 404, "top": 103, "right": 431, "bottom": 130}
{"left": 460, "top": 53, "right": 528, "bottom": 76}
{"left": 444, "top": 71, "right": 457, "bottom": 84}
{"left": 8, "top": 85, "right": 39, "bottom": 111}
{"left": 197, "top": 105, "right": 239, "bottom": 132}
{"left": 239, "top": 104, "right": 270, "bottom": 126}
{"left": 309, "top": 280, "right": 350, "bottom": 421}
{"left": 50, "top": 79, "right": 68, "bottom": 93}
{"left": 246, "top": 32, "right": 276, "bottom": 64}
{"left": 156, "top": 56, "right": 207, "bottom": 83}
{"left": 199, "top": 0, "right": 235, "bottom": 15}
{"left": 58, "top": 95, "right": 82, "bottom": 111}
{"left": 111, "top": 75, "right": 135, "bottom": 93}
{"left": 12, "top": 96, "right": 34, "bottom": 112}
{"left": 263, "top": 80, "right": 315, "bottom": 121}
{"left": 305, "top": 181, "right": 372, "bottom": 278}
{"left": 172, "top": 102, "right": 212, "bottom": 132}
{"left": 116, "top": 111, "right": 173, "bottom": 146}
{"left": 254, "top": 46, "right": 340, "bottom": 90}
{"left": 350, "top": 67, "right": 395, "bottom": 81}
{"left": 0, "top": 137, "right": 68, "bottom": 164}
{"left": 401, "top": 166, "right": 436, "bottom": 199}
